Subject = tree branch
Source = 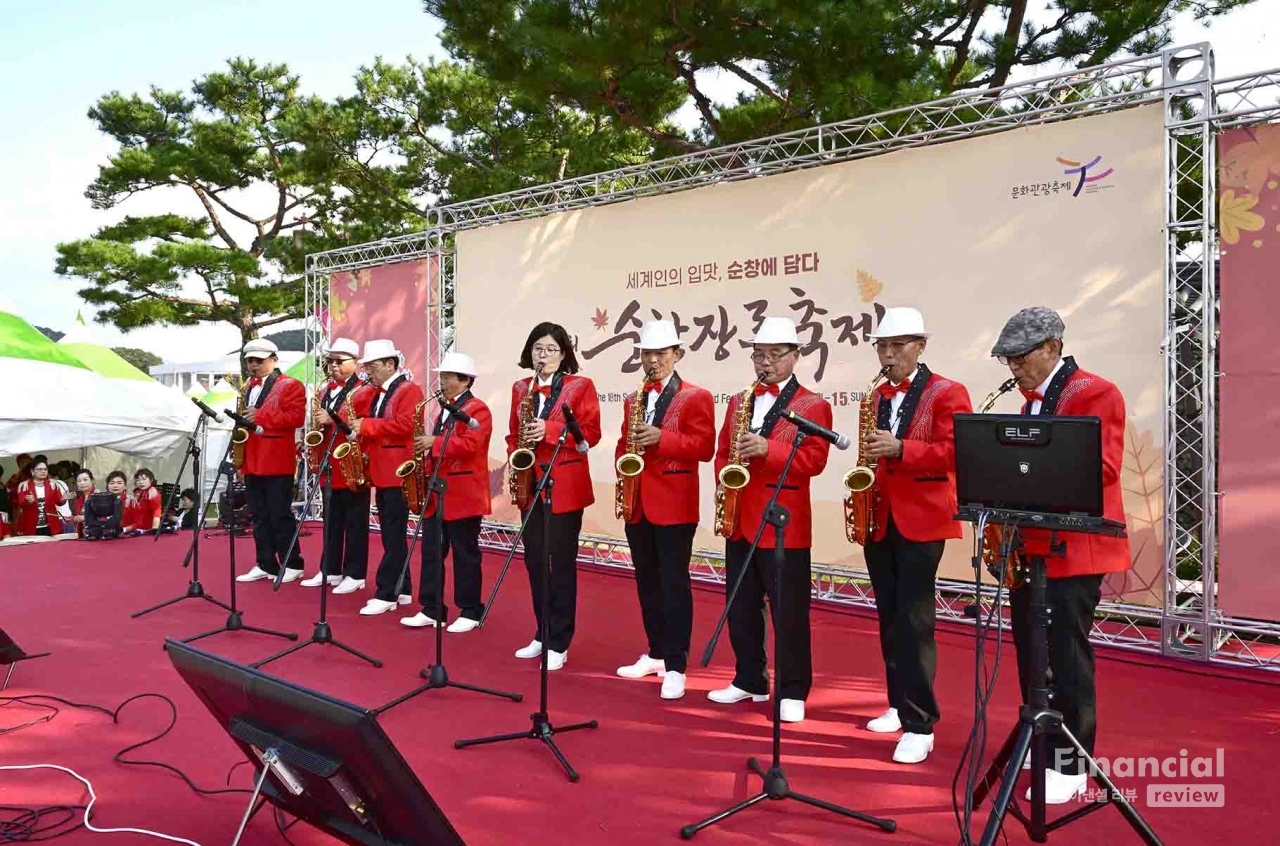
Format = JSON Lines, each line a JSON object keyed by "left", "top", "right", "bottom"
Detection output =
{"left": 188, "top": 185, "right": 242, "bottom": 251}
{"left": 600, "top": 77, "right": 705, "bottom": 153}
{"left": 945, "top": 0, "right": 989, "bottom": 91}
{"left": 250, "top": 312, "right": 297, "bottom": 331}
{"left": 988, "top": 0, "right": 1030, "bottom": 89}
{"left": 666, "top": 4, "right": 721, "bottom": 137}
{"left": 716, "top": 61, "right": 787, "bottom": 106}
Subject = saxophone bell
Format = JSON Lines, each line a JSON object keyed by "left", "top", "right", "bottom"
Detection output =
{"left": 718, "top": 462, "right": 750, "bottom": 490}
{"left": 303, "top": 429, "right": 324, "bottom": 448}
{"left": 842, "top": 465, "right": 874, "bottom": 493}
{"left": 232, "top": 428, "right": 250, "bottom": 445}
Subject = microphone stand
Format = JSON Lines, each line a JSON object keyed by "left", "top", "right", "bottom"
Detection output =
{"left": 376, "top": 411, "right": 522, "bottom": 715}
{"left": 132, "top": 412, "right": 232, "bottom": 619}
{"left": 454, "top": 425, "right": 598, "bottom": 782}
{"left": 682, "top": 429, "right": 896, "bottom": 839}
{"left": 252, "top": 420, "right": 381, "bottom": 669}
{"left": 180, "top": 422, "right": 297, "bottom": 647}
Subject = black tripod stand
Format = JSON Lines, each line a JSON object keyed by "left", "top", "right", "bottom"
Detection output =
{"left": 251, "top": 420, "right": 380, "bottom": 670}
{"left": 681, "top": 430, "right": 896, "bottom": 840}
{"left": 968, "top": 524, "right": 1162, "bottom": 846}
{"left": 454, "top": 426, "right": 597, "bottom": 782}
{"left": 181, "top": 428, "right": 297, "bottom": 646}
{"left": 133, "top": 411, "right": 233, "bottom": 620}
{"left": 375, "top": 415, "right": 522, "bottom": 714}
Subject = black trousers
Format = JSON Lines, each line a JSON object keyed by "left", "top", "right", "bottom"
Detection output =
{"left": 419, "top": 515, "right": 484, "bottom": 621}
{"left": 373, "top": 487, "right": 411, "bottom": 602}
{"left": 864, "top": 516, "right": 945, "bottom": 735}
{"left": 725, "top": 539, "right": 813, "bottom": 701}
{"left": 244, "top": 474, "right": 303, "bottom": 576}
{"left": 1011, "top": 573, "right": 1104, "bottom": 775}
{"left": 624, "top": 519, "right": 696, "bottom": 674}
{"left": 321, "top": 487, "right": 370, "bottom": 580}
{"left": 522, "top": 499, "right": 583, "bottom": 653}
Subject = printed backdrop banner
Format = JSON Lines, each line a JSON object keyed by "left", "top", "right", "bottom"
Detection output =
{"left": 457, "top": 104, "right": 1167, "bottom": 606}
{"left": 327, "top": 259, "right": 439, "bottom": 386}
{"left": 1217, "top": 122, "right": 1280, "bottom": 622}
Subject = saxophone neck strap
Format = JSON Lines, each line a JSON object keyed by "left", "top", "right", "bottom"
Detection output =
{"left": 536, "top": 372, "right": 565, "bottom": 420}
{"left": 757, "top": 377, "right": 800, "bottom": 438}
{"left": 878, "top": 363, "right": 930, "bottom": 435}
{"left": 650, "top": 373, "right": 682, "bottom": 428}
{"left": 1027, "top": 356, "right": 1078, "bottom": 415}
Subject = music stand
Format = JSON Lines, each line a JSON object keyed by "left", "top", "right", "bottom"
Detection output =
{"left": 164, "top": 639, "right": 466, "bottom": 846}
{"left": 132, "top": 411, "right": 233, "bottom": 620}
{"left": 952, "top": 414, "right": 1163, "bottom": 846}
{"left": 0, "top": 627, "right": 50, "bottom": 692}
{"left": 454, "top": 419, "right": 597, "bottom": 782}
{"left": 681, "top": 429, "right": 896, "bottom": 839}
{"left": 375, "top": 410, "right": 521, "bottom": 715}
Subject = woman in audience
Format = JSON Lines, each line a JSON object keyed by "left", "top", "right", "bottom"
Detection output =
{"left": 123, "top": 468, "right": 162, "bottom": 533}
{"left": 71, "top": 469, "right": 95, "bottom": 538}
{"left": 15, "top": 459, "right": 65, "bottom": 536}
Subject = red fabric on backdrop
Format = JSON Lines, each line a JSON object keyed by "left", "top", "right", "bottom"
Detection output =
{"left": 330, "top": 258, "right": 438, "bottom": 385}
{"left": 1217, "top": 123, "right": 1280, "bottom": 621}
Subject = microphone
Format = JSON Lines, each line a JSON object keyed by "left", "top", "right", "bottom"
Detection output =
{"left": 190, "top": 397, "right": 221, "bottom": 422}
{"left": 223, "top": 409, "right": 264, "bottom": 435}
{"left": 560, "top": 403, "right": 591, "bottom": 453}
{"left": 440, "top": 397, "right": 480, "bottom": 430}
{"left": 781, "top": 409, "right": 851, "bottom": 450}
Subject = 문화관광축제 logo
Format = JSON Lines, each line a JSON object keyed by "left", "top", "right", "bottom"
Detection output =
{"left": 1010, "top": 155, "right": 1115, "bottom": 200}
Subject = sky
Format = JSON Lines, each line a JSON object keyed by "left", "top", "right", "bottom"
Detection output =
{"left": 1, "top": 0, "right": 1276, "bottom": 363}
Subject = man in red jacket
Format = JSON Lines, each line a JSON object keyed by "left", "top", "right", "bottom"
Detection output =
{"left": 614, "top": 321, "right": 716, "bottom": 701}
{"left": 401, "top": 351, "right": 494, "bottom": 633}
{"left": 235, "top": 339, "right": 307, "bottom": 584}
{"left": 991, "top": 306, "right": 1132, "bottom": 805}
{"left": 709, "top": 316, "right": 832, "bottom": 724}
{"left": 349, "top": 339, "right": 424, "bottom": 617}
{"left": 858, "top": 307, "right": 972, "bottom": 765}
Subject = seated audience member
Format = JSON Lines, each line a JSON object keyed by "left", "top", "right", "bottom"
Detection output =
{"left": 71, "top": 469, "right": 96, "bottom": 537}
{"left": 82, "top": 472, "right": 126, "bottom": 540}
{"left": 123, "top": 469, "right": 163, "bottom": 534}
{"left": 15, "top": 459, "right": 65, "bottom": 536}
{"left": 165, "top": 488, "right": 200, "bottom": 532}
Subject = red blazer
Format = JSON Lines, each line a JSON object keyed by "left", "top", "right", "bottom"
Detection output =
{"left": 871, "top": 372, "right": 972, "bottom": 543}
{"left": 505, "top": 374, "right": 602, "bottom": 514}
{"left": 359, "top": 375, "right": 425, "bottom": 490}
{"left": 124, "top": 486, "right": 163, "bottom": 531}
{"left": 244, "top": 373, "right": 307, "bottom": 477}
{"left": 714, "top": 384, "right": 832, "bottom": 548}
{"left": 428, "top": 394, "right": 494, "bottom": 521}
{"left": 1022, "top": 367, "right": 1131, "bottom": 578}
{"left": 15, "top": 479, "right": 64, "bottom": 535}
{"left": 614, "top": 376, "right": 715, "bottom": 526}
{"left": 322, "top": 381, "right": 375, "bottom": 490}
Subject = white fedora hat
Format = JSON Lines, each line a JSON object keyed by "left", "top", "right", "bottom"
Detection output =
{"left": 633, "top": 319, "right": 685, "bottom": 350}
{"left": 869, "top": 307, "right": 932, "bottom": 340}
{"left": 438, "top": 351, "right": 478, "bottom": 377}
{"left": 243, "top": 338, "right": 279, "bottom": 359}
{"left": 359, "top": 339, "right": 402, "bottom": 364}
{"left": 748, "top": 316, "right": 800, "bottom": 346}
{"left": 327, "top": 337, "right": 360, "bottom": 358}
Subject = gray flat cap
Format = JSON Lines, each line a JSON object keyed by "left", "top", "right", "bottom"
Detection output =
{"left": 991, "top": 307, "right": 1065, "bottom": 357}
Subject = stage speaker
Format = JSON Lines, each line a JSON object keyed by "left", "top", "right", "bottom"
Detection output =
{"left": 165, "top": 639, "right": 465, "bottom": 846}
{"left": 0, "top": 627, "right": 51, "bottom": 692}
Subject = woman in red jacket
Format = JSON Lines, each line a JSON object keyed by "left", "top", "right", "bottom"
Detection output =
{"left": 15, "top": 459, "right": 65, "bottom": 536}
{"left": 71, "top": 469, "right": 96, "bottom": 537}
{"left": 506, "top": 322, "right": 601, "bottom": 670}
{"left": 123, "top": 468, "right": 163, "bottom": 533}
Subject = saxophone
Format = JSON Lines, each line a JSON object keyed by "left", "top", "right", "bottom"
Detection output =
{"left": 508, "top": 374, "right": 539, "bottom": 509}
{"left": 303, "top": 385, "right": 327, "bottom": 474}
{"left": 977, "top": 377, "right": 1023, "bottom": 586}
{"left": 615, "top": 367, "right": 654, "bottom": 521}
{"left": 332, "top": 387, "right": 368, "bottom": 489}
{"left": 713, "top": 373, "right": 766, "bottom": 537}
{"left": 397, "top": 396, "right": 432, "bottom": 516}
{"left": 231, "top": 379, "right": 252, "bottom": 470}
{"left": 843, "top": 365, "right": 890, "bottom": 545}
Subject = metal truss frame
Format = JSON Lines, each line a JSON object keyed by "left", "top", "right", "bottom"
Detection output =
{"left": 304, "top": 43, "right": 1280, "bottom": 673}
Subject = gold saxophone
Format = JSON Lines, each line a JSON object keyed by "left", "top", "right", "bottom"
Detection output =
{"left": 615, "top": 367, "right": 654, "bottom": 521}
{"left": 332, "top": 388, "right": 368, "bottom": 489}
{"left": 397, "top": 391, "right": 442, "bottom": 517}
{"left": 713, "top": 373, "right": 766, "bottom": 538}
{"left": 303, "top": 385, "right": 327, "bottom": 474}
{"left": 231, "top": 379, "right": 252, "bottom": 470}
{"left": 843, "top": 365, "right": 890, "bottom": 545}
{"left": 977, "top": 377, "right": 1024, "bottom": 587}
{"left": 508, "top": 374, "right": 539, "bottom": 510}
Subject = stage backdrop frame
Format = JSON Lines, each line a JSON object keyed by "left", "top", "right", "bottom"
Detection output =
{"left": 305, "top": 43, "right": 1280, "bottom": 673}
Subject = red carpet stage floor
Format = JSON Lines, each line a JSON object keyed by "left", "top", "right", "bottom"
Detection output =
{"left": 1, "top": 531, "right": 1275, "bottom": 845}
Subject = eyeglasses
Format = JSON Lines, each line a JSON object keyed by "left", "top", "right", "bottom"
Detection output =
{"left": 873, "top": 340, "right": 919, "bottom": 353}
{"left": 749, "top": 350, "right": 796, "bottom": 364}
{"left": 532, "top": 346, "right": 561, "bottom": 356}
{"left": 997, "top": 343, "right": 1046, "bottom": 367}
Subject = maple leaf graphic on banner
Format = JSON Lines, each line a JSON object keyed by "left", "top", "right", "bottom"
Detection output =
{"left": 591, "top": 307, "right": 609, "bottom": 330}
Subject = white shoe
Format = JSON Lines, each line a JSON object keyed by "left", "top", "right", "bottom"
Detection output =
{"left": 447, "top": 617, "right": 480, "bottom": 633}
{"left": 400, "top": 612, "right": 437, "bottom": 628}
{"left": 1027, "top": 770, "right": 1089, "bottom": 804}
{"left": 780, "top": 699, "right": 805, "bottom": 723}
{"left": 867, "top": 707, "right": 902, "bottom": 733}
{"left": 617, "top": 654, "right": 666, "bottom": 679}
{"left": 660, "top": 672, "right": 686, "bottom": 700}
{"left": 515, "top": 640, "right": 543, "bottom": 659}
{"left": 301, "top": 573, "right": 341, "bottom": 587}
{"left": 236, "top": 566, "right": 272, "bottom": 582}
{"left": 707, "top": 684, "right": 769, "bottom": 704}
{"left": 280, "top": 568, "right": 304, "bottom": 584}
{"left": 547, "top": 650, "right": 567, "bottom": 671}
{"left": 398, "top": 594, "right": 412, "bottom": 605}
{"left": 332, "top": 577, "right": 365, "bottom": 594}
{"left": 359, "top": 599, "right": 397, "bottom": 616}
{"left": 893, "top": 732, "right": 934, "bottom": 764}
